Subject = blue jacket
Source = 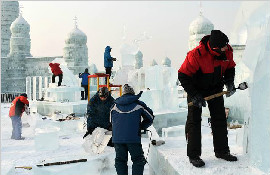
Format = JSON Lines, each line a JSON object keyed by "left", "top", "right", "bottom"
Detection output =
{"left": 110, "top": 92, "right": 154, "bottom": 143}
{"left": 79, "top": 72, "right": 90, "bottom": 86}
{"left": 87, "top": 92, "right": 115, "bottom": 130}
{"left": 104, "top": 46, "right": 113, "bottom": 68}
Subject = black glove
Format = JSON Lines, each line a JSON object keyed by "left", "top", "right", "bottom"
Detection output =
{"left": 107, "top": 124, "right": 112, "bottom": 131}
{"left": 83, "top": 128, "right": 95, "bottom": 139}
{"left": 226, "top": 82, "right": 236, "bottom": 97}
{"left": 112, "top": 58, "right": 117, "bottom": 61}
{"left": 191, "top": 94, "right": 206, "bottom": 108}
{"left": 83, "top": 131, "right": 90, "bottom": 139}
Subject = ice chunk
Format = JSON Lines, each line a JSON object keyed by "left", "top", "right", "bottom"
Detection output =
{"left": 236, "top": 128, "right": 244, "bottom": 147}
{"left": 120, "top": 43, "right": 138, "bottom": 67}
{"left": 35, "top": 126, "right": 60, "bottom": 151}
{"left": 162, "top": 125, "right": 185, "bottom": 138}
{"left": 145, "top": 65, "right": 163, "bottom": 90}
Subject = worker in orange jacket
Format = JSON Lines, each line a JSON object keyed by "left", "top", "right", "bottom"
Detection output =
{"left": 9, "top": 93, "right": 29, "bottom": 140}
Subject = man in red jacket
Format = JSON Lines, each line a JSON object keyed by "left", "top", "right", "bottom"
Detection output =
{"left": 9, "top": 93, "right": 29, "bottom": 140}
{"left": 49, "top": 63, "right": 63, "bottom": 86}
{"left": 178, "top": 30, "right": 237, "bottom": 167}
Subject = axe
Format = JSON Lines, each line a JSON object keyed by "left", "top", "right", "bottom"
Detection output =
{"left": 188, "top": 82, "right": 248, "bottom": 106}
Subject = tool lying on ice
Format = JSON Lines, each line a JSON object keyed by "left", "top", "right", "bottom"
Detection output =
{"left": 36, "top": 159, "right": 87, "bottom": 167}
{"left": 15, "top": 166, "right": 32, "bottom": 170}
{"left": 188, "top": 82, "right": 248, "bottom": 106}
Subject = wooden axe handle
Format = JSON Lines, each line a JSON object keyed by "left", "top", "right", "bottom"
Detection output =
{"left": 188, "top": 91, "right": 228, "bottom": 106}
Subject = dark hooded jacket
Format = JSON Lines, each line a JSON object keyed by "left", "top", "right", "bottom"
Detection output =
{"left": 110, "top": 92, "right": 154, "bottom": 143}
{"left": 87, "top": 92, "right": 115, "bottom": 130}
{"left": 104, "top": 46, "right": 113, "bottom": 68}
{"left": 178, "top": 35, "right": 236, "bottom": 97}
{"left": 79, "top": 70, "right": 90, "bottom": 86}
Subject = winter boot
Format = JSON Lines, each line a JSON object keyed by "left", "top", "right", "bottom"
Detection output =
{"left": 189, "top": 157, "right": 205, "bottom": 167}
{"left": 215, "top": 153, "right": 237, "bottom": 161}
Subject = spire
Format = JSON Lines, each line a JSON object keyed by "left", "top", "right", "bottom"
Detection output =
{"left": 19, "top": 4, "right": 24, "bottom": 16}
{"left": 73, "top": 16, "right": 78, "bottom": 28}
{"left": 199, "top": 1, "right": 203, "bottom": 16}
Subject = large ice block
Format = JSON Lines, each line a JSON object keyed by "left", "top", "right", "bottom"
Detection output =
{"left": 140, "top": 90, "right": 163, "bottom": 112}
{"left": 35, "top": 100, "right": 87, "bottom": 116}
{"left": 152, "top": 110, "right": 187, "bottom": 135}
{"left": 113, "top": 66, "right": 134, "bottom": 86}
{"left": 162, "top": 125, "right": 185, "bottom": 138}
{"left": 236, "top": 128, "right": 244, "bottom": 147}
{"left": 145, "top": 65, "right": 164, "bottom": 90}
{"left": 35, "top": 126, "right": 60, "bottom": 151}
{"left": 162, "top": 67, "right": 178, "bottom": 88}
{"left": 46, "top": 85, "right": 82, "bottom": 102}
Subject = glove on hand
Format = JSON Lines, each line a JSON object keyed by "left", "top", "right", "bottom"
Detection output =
{"left": 192, "top": 94, "right": 206, "bottom": 108}
{"left": 112, "top": 58, "right": 117, "bottom": 61}
{"left": 83, "top": 128, "right": 95, "bottom": 139}
{"left": 226, "top": 82, "right": 236, "bottom": 97}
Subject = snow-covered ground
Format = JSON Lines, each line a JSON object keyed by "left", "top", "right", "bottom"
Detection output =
{"left": 1, "top": 103, "right": 267, "bottom": 175}
{"left": 150, "top": 119, "right": 266, "bottom": 175}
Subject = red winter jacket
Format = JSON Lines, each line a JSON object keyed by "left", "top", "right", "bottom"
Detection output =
{"left": 178, "top": 35, "right": 236, "bottom": 97}
{"left": 9, "top": 96, "right": 29, "bottom": 117}
{"left": 49, "top": 63, "right": 63, "bottom": 75}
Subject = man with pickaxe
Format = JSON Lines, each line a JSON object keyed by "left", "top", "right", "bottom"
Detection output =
{"left": 178, "top": 30, "right": 240, "bottom": 168}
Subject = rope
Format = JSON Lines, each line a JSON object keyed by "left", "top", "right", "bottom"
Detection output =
{"left": 145, "top": 129, "right": 152, "bottom": 164}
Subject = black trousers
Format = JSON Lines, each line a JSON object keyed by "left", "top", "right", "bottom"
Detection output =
{"left": 185, "top": 95, "right": 229, "bottom": 158}
{"left": 81, "top": 85, "right": 88, "bottom": 100}
{"left": 52, "top": 74, "right": 63, "bottom": 86}
{"left": 114, "top": 143, "right": 146, "bottom": 175}
{"left": 105, "top": 67, "right": 112, "bottom": 84}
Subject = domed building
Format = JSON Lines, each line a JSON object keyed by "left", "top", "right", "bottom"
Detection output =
{"left": 1, "top": 1, "right": 19, "bottom": 57}
{"left": 1, "top": 1, "right": 90, "bottom": 96}
{"left": 63, "top": 20, "right": 89, "bottom": 75}
{"left": 188, "top": 13, "right": 214, "bottom": 50}
{"left": 9, "top": 13, "right": 32, "bottom": 57}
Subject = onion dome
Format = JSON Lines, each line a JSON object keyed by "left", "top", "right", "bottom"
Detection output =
{"left": 65, "top": 26, "right": 87, "bottom": 45}
{"left": 162, "top": 57, "right": 171, "bottom": 67}
{"left": 10, "top": 14, "right": 30, "bottom": 34}
{"left": 150, "top": 59, "right": 158, "bottom": 66}
{"left": 189, "top": 14, "right": 214, "bottom": 35}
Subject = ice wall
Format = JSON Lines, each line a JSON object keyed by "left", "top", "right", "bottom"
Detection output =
{"left": 238, "top": 2, "right": 270, "bottom": 173}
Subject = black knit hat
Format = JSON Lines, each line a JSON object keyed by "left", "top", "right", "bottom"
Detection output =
{"left": 209, "top": 30, "right": 229, "bottom": 49}
{"left": 20, "top": 93, "right": 27, "bottom": 98}
{"left": 123, "top": 84, "right": 135, "bottom": 95}
{"left": 98, "top": 87, "right": 109, "bottom": 98}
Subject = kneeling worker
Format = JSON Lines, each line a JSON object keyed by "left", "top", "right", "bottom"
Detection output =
{"left": 83, "top": 87, "right": 115, "bottom": 146}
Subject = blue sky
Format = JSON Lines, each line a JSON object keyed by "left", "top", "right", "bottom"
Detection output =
{"left": 20, "top": 1, "right": 241, "bottom": 70}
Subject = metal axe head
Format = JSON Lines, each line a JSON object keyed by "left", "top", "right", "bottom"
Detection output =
{"left": 238, "top": 82, "right": 248, "bottom": 90}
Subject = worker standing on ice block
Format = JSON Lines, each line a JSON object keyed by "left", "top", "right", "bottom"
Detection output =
{"left": 104, "top": 46, "right": 116, "bottom": 84}
{"left": 178, "top": 30, "right": 237, "bottom": 168}
{"left": 49, "top": 62, "right": 63, "bottom": 86}
{"left": 9, "top": 93, "right": 30, "bottom": 140}
{"left": 110, "top": 84, "right": 154, "bottom": 175}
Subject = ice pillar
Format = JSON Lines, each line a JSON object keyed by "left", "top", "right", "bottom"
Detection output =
{"left": 33, "top": 76, "right": 37, "bottom": 101}
{"left": 26, "top": 76, "right": 32, "bottom": 101}
{"left": 39, "top": 76, "right": 42, "bottom": 99}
